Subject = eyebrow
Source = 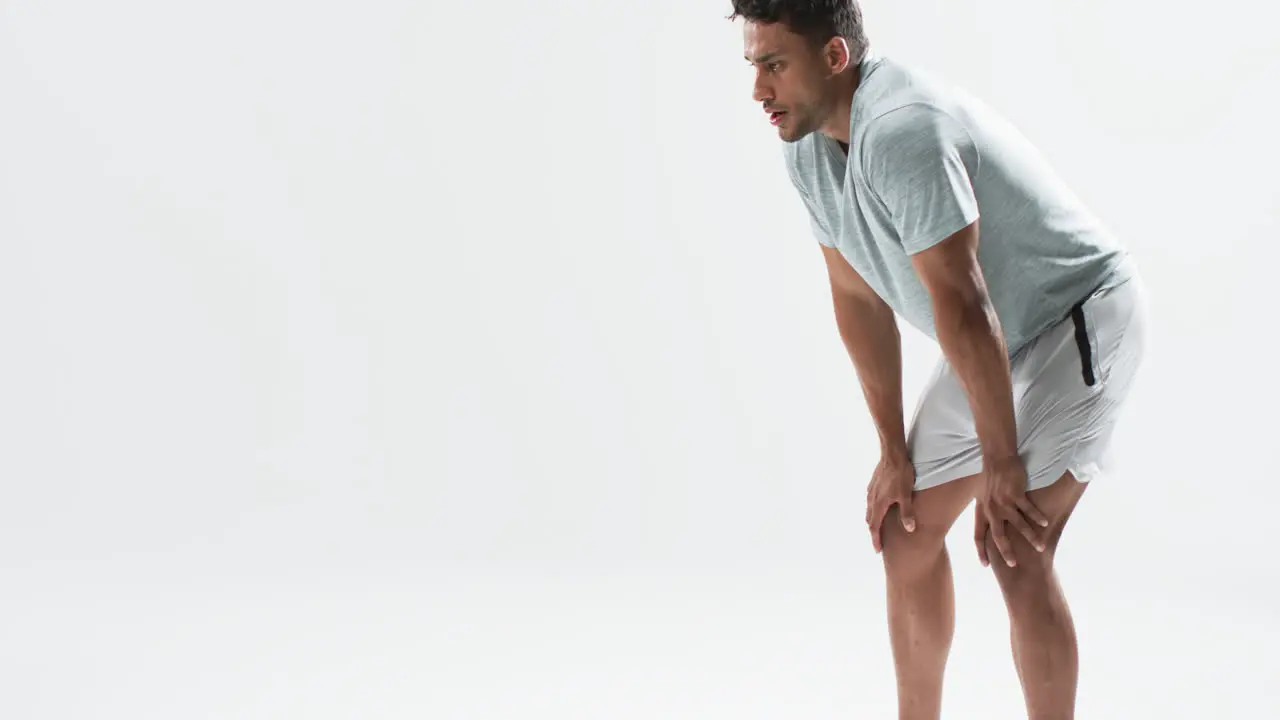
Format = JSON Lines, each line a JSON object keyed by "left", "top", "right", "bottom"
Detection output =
{"left": 745, "top": 51, "right": 782, "bottom": 64}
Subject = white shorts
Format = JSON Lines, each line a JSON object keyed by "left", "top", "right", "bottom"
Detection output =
{"left": 907, "top": 271, "right": 1149, "bottom": 493}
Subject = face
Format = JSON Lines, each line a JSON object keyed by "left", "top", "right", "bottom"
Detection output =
{"left": 743, "top": 21, "right": 848, "bottom": 143}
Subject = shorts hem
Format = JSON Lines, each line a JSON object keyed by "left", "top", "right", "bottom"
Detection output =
{"left": 913, "top": 455, "right": 1106, "bottom": 494}
{"left": 913, "top": 458, "right": 984, "bottom": 492}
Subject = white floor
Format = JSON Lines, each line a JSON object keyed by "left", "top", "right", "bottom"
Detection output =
{"left": 3, "top": 564, "right": 1274, "bottom": 719}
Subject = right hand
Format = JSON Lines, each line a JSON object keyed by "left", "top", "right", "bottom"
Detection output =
{"left": 865, "top": 453, "right": 918, "bottom": 553}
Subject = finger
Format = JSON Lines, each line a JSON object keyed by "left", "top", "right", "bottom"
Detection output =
{"left": 897, "top": 495, "right": 917, "bottom": 533}
{"left": 991, "top": 518, "right": 1017, "bottom": 568}
{"left": 1016, "top": 495, "right": 1050, "bottom": 528}
{"left": 974, "top": 508, "right": 990, "bottom": 567}
{"left": 869, "top": 502, "right": 886, "bottom": 553}
{"left": 1005, "top": 506, "right": 1045, "bottom": 553}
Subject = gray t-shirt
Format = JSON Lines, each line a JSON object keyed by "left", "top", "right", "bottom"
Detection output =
{"left": 785, "top": 53, "right": 1134, "bottom": 357}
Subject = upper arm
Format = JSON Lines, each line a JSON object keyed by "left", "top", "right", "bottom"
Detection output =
{"left": 862, "top": 105, "right": 981, "bottom": 256}
{"left": 907, "top": 218, "right": 987, "bottom": 307}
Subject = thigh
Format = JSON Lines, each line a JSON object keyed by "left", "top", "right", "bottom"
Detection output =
{"left": 1026, "top": 469, "right": 1089, "bottom": 550}
{"left": 906, "top": 273, "right": 1147, "bottom": 506}
{"left": 983, "top": 469, "right": 1089, "bottom": 573}
{"left": 906, "top": 360, "right": 984, "bottom": 492}
{"left": 1013, "top": 274, "right": 1148, "bottom": 491}
{"left": 904, "top": 303, "right": 1118, "bottom": 494}
{"left": 881, "top": 471, "right": 983, "bottom": 561}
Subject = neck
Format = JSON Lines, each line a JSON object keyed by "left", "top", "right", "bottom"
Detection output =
{"left": 818, "top": 62, "right": 863, "bottom": 146}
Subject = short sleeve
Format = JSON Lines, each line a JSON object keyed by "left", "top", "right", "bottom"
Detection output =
{"left": 784, "top": 148, "right": 838, "bottom": 248}
{"left": 861, "top": 105, "right": 981, "bottom": 255}
{"left": 802, "top": 196, "right": 838, "bottom": 248}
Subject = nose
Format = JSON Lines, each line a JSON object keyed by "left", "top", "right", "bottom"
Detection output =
{"left": 751, "top": 70, "right": 772, "bottom": 104}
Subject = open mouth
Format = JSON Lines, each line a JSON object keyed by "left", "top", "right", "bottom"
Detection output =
{"left": 769, "top": 110, "right": 787, "bottom": 126}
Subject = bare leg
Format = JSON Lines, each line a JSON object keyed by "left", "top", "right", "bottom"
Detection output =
{"left": 879, "top": 474, "right": 982, "bottom": 720}
{"left": 985, "top": 471, "right": 1089, "bottom": 720}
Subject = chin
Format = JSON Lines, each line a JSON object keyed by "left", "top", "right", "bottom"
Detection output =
{"left": 774, "top": 114, "right": 816, "bottom": 143}
{"left": 778, "top": 126, "right": 813, "bottom": 143}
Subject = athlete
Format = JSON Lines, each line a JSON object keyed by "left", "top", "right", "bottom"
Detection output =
{"left": 730, "top": 1, "right": 1148, "bottom": 718}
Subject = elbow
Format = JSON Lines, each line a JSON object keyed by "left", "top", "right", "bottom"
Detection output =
{"left": 932, "top": 286, "right": 997, "bottom": 338}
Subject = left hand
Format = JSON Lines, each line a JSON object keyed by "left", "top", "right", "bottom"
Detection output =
{"left": 974, "top": 456, "right": 1050, "bottom": 568}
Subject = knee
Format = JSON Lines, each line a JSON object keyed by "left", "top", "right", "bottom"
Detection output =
{"left": 881, "top": 508, "right": 947, "bottom": 581}
{"left": 985, "top": 531, "right": 1056, "bottom": 598}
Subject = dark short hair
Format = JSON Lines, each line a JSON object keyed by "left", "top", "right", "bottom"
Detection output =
{"left": 729, "top": 0, "right": 869, "bottom": 62}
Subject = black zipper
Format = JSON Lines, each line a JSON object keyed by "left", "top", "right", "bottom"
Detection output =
{"left": 1069, "top": 300, "right": 1096, "bottom": 387}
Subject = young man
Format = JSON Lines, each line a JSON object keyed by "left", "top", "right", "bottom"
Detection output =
{"left": 731, "top": 1, "right": 1148, "bottom": 718}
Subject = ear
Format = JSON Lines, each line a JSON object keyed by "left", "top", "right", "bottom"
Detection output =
{"left": 823, "top": 36, "right": 851, "bottom": 75}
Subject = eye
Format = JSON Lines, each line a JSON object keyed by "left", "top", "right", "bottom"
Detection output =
{"left": 767, "top": 62, "right": 782, "bottom": 73}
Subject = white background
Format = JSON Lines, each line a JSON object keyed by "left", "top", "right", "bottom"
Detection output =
{"left": 2, "top": 0, "right": 1277, "bottom": 717}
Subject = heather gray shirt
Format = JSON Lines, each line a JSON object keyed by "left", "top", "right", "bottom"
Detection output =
{"left": 785, "top": 53, "right": 1134, "bottom": 357}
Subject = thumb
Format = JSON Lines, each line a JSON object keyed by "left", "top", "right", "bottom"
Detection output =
{"left": 898, "top": 496, "right": 917, "bottom": 533}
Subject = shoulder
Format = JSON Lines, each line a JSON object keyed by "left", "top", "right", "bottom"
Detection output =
{"left": 854, "top": 102, "right": 976, "bottom": 187}
{"left": 851, "top": 58, "right": 972, "bottom": 156}
{"left": 860, "top": 103, "right": 966, "bottom": 152}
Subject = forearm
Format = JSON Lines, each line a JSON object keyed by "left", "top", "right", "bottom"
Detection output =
{"left": 831, "top": 291, "right": 908, "bottom": 461}
{"left": 932, "top": 293, "right": 1019, "bottom": 462}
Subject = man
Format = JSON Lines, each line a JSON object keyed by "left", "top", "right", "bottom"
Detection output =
{"left": 730, "top": 1, "right": 1148, "bottom": 718}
